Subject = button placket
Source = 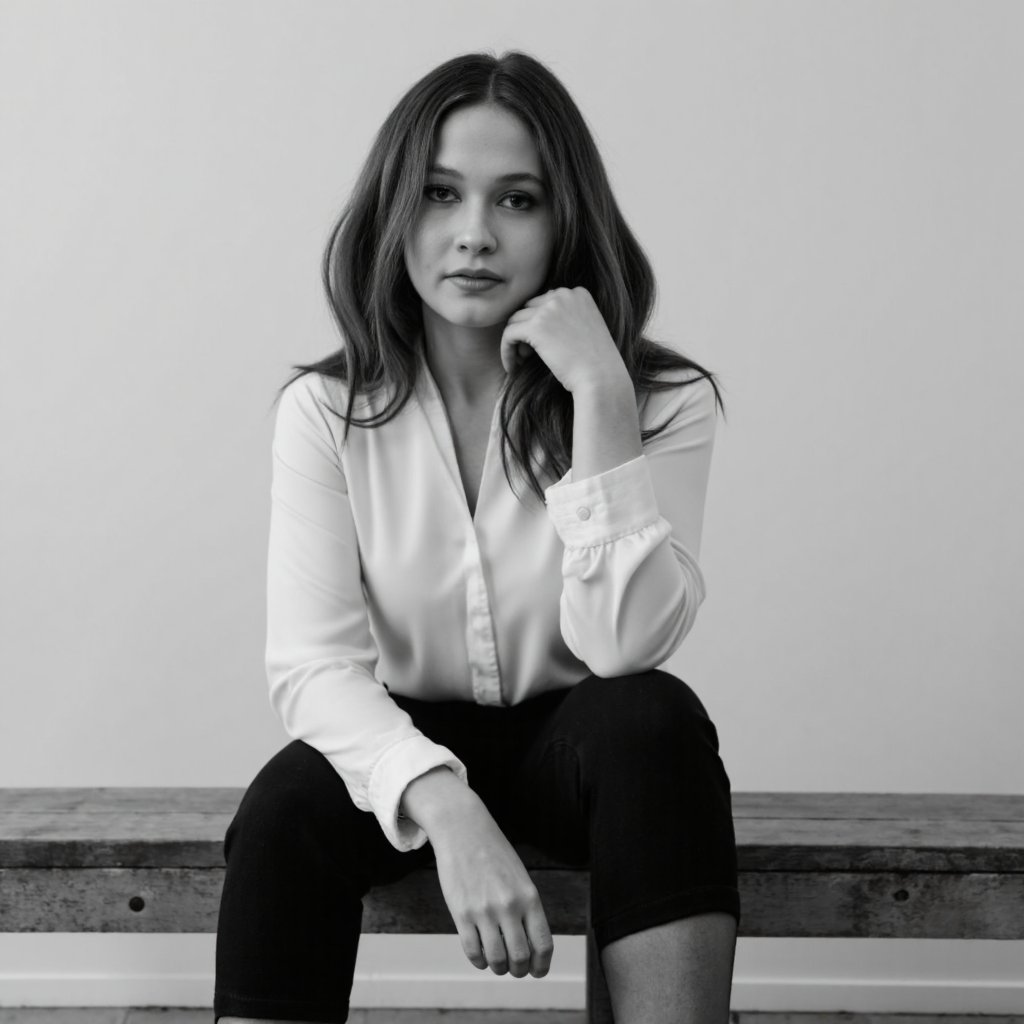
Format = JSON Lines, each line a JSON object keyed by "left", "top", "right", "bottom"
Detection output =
{"left": 464, "top": 535, "right": 502, "bottom": 705}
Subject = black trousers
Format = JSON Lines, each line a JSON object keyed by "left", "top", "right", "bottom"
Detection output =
{"left": 213, "top": 669, "right": 740, "bottom": 1023}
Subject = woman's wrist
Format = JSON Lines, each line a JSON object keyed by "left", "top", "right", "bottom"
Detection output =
{"left": 399, "top": 765, "right": 484, "bottom": 839}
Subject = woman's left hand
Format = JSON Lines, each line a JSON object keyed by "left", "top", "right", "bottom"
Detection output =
{"left": 500, "top": 287, "right": 627, "bottom": 394}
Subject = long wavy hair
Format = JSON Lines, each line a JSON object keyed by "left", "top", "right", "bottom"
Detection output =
{"left": 279, "top": 49, "right": 723, "bottom": 506}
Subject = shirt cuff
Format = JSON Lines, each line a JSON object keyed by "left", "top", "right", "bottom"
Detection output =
{"left": 543, "top": 454, "right": 660, "bottom": 548}
{"left": 368, "top": 734, "right": 469, "bottom": 852}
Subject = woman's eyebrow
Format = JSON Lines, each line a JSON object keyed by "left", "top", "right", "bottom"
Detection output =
{"left": 428, "top": 164, "right": 547, "bottom": 189}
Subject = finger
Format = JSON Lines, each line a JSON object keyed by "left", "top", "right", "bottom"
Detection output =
{"left": 499, "top": 321, "right": 523, "bottom": 375}
{"left": 457, "top": 921, "right": 487, "bottom": 971}
{"left": 500, "top": 312, "right": 535, "bottom": 354}
{"left": 499, "top": 916, "right": 533, "bottom": 979}
{"left": 499, "top": 337, "right": 522, "bottom": 376}
{"left": 499, "top": 335, "right": 534, "bottom": 375}
{"left": 524, "top": 901, "right": 554, "bottom": 978}
{"left": 477, "top": 920, "right": 509, "bottom": 976}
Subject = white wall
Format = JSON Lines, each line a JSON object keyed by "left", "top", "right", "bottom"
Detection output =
{"left": 2, "top": 0, "right": 1022, "bottom": 1013}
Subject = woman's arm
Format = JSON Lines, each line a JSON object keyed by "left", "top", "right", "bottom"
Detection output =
{"left": 570, "top": 366, "right": 643, "bottom": 478}
{"left": 499, "top": 286, "right": 716, "bottom": 676}
{"left": 271, "top": 375, "right": 553, "bottom": 978}
{"left": 544, "top": 371, "right": 717, "bottom": 676}
{"left": 266, "top": 374, "right": 469, "bottom": 852}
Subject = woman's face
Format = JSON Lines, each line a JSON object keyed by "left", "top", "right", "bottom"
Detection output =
{"left": 404, "top": 102, "right": 555, "bottom": 334}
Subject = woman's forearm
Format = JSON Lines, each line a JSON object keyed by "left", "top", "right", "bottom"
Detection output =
{"left": 571, "top": 370, "right": 643, "bottom": 480}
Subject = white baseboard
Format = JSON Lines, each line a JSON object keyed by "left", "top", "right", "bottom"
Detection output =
{"left": 733, "top": 977, "right": 1024, "bottom": 1016}
{"left": 2, "top": 973, "right": 1024, "bottom": 1015}
{"left": 0, "top": 936, "right": 1022, "bottom": 1015}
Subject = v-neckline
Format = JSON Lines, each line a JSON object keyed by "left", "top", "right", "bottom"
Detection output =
{"left": 416, "top": 344, "right": 503, "bottom": 526}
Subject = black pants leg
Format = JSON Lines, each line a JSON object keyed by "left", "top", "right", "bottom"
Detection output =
{"left": 213, "top": 669, "right": 739, "bottom": 1022}
{"left": 213, "top": 735, "right": 423, "bottom": 1022}
{"left": 505, "top": 670, "right": 741, "bottom": 950}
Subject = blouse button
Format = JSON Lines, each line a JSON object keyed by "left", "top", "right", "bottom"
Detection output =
{"left": 576, "top": 506, "right": 591, "bottom": 521}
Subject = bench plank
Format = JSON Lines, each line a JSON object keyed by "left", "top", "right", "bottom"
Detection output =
{"left": 5, "top": 822, "right": 1023, "bottom": 872}
{"left": 3, "top": 866, "right": 1023, "bottom": 938}
{"left": 3, "top": 789, "right": 1024, "bottom": 942}
{"left": 0, "top": 788, "right": 241, "bottom": 813}
{"left": 734, "top": 792, "right": 1024, "bottom": 821}
{"left": 3, "top": 791, "right": 1024, "bottom": 873}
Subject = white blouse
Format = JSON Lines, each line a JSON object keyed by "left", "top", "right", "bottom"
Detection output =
{"left": 265, "top": 340, "right": 717, "bottom": 851}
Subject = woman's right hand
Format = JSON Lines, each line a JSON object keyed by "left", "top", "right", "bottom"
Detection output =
{"left": 400, "top": 766, "right": 554, "bottom": 978}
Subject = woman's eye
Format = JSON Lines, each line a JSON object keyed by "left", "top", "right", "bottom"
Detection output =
{"left": 423, "top": 185, "right": 535, "bottom": 210}
{"left": 424, "top": 185, "right": 456, "bottom": 202}
{"left": 501, "top": 192, "right": 534, "bottom": 210}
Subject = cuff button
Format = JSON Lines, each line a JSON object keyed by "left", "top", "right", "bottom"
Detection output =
{"left": 576, "top": 506, "right": 591, "bottom": 521}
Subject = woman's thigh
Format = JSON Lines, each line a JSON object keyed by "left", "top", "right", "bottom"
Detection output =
{"left": 396, "top": 672, "right": 734, "bottom": 854}
{"left": 498, "top": 670, "right": 741, "bottom": 948}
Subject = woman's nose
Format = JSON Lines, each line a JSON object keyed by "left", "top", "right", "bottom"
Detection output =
{"left": 456, "top": 201, "right": 496, "bottom": 253}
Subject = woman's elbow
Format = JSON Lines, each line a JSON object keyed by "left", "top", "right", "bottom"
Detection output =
{"left": 578, "top": 597, "right": 702, "bottom": 678}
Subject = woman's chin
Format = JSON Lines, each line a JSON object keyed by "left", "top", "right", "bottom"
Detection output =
{"left": 439, "top": 305, "right": 516, "bottom": 330}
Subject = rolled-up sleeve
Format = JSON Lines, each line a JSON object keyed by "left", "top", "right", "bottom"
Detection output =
{"left": 266, "top": 375, "right": 468, "bottom": 852}
{"left": 542, "top": 374, "right": 717, "bottom": 677}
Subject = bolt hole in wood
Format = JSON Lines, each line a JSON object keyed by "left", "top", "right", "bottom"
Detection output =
{"left": 129, "top": 896, "right": 145, "bottom": 912}
{"left": 893, "top": 889, "right": 910, "bottom": 901}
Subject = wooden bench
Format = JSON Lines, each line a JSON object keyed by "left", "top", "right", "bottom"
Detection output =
{"left": 2, "top": 790, "right": 1023, "bottom": 1023}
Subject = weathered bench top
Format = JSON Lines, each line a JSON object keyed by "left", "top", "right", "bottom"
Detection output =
{"left": 3, "top": 789, "right": 1024, "bottom": 940}
{"left": 2, "top": 789, "right": 1022, "bottom": 873}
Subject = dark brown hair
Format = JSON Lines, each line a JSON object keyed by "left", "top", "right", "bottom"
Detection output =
{"left": 279, "top": 49, "right": 723, "bottom": 505}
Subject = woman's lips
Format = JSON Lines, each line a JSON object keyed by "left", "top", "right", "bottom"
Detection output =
{"left": 447, "top": 275, "right": 502, "bottom": 292}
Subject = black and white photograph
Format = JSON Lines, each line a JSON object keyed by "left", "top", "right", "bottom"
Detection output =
{"left": 1, "top": 2, "right": 1021, "bottom": 1022}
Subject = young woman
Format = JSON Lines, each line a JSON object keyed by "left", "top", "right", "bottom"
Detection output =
{"left": 215, "top": 50, "right": 740, "bottom": 1024}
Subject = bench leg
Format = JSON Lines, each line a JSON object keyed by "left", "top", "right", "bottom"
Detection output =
{"left": 586, "top": 924, "right": 614, "bottom": 1024}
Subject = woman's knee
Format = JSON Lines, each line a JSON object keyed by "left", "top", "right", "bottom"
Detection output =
{"left": 568, "top": 669, "right": 722, "bottom": 766}
{"left": 223, "top": 739, "right": 419, "bottom": 897}
{"left": 224, "top": 740, "right": 352, "bottom": 861}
